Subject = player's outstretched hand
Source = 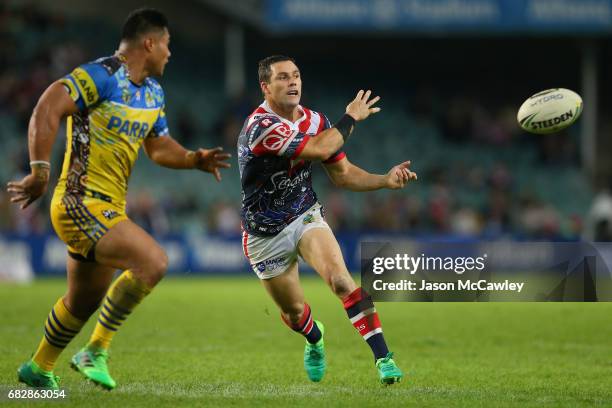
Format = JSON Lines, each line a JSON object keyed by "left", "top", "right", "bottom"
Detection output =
{"left": 345, "top": 90, "right": 381, "bottom": 121}
{"left": 6, "top": 172, "right": 49, "bottom": 209}
{"left": 385, "top": 160, "right": 417, "bottom": 189}
{"left": 193, "top": 147, "right": 231, "bottom": 182}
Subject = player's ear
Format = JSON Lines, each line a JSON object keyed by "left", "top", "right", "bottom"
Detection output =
{"left": 260, "top": 81, "right": 270, "bottom": 95}
{"left": 143, "top": 37, "right": 154, "bottom": 53}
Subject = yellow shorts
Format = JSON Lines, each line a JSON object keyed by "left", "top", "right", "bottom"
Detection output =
{"left": 50, "top": 194, "right": 128, "bottom": 261}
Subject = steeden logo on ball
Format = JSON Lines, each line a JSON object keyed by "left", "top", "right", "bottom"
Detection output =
{"left": 517, "top": 88, "right": 583, "bottom": 135}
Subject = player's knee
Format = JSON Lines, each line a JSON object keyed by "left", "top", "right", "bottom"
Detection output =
{"left": 329, "top": 273, "right": 355, "bottom": 298}
{"left": 147, "top": 249, "right": 168, "bottom": 284}
{"left": 153, "top": 250, "right": 169, "bottom": 277}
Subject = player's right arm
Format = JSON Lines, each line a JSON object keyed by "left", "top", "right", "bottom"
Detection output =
{"left": 296, "top": 90, "right": 380, "bottom": 161}
{"left": 6, "top": 81, "right": 78, "bottom": 208}
{"left": 8, "top": 61, "right": 111, "bottom": 208}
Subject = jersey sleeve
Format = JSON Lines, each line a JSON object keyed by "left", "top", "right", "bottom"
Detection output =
{"left": 320, "top": 113, "right": 346, "bottom": 164}
{"left": 59, "top": 62, "right": 113, "bottom": 111}
{"left": 149, "top": 104, "right": 170, "bottom": 138}
{"left": 247, "top": 115, "right": 309, "bottom": 159}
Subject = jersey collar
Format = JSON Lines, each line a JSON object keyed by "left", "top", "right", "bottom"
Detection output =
{"left": 260, "top": 100, "right": 307, "bottom": 129}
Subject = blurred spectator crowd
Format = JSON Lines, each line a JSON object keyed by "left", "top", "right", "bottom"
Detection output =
{"left": 0, "top": 3, "right": 599, "bottom": 240}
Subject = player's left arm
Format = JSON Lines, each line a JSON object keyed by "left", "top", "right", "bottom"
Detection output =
{"left": 143, "top": 136, "right": 231, "bottom": 182}
{"left": 323, "top": 156, "right": 417, "bottom": 191}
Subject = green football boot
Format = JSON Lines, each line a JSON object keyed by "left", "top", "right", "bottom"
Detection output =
{"left": 17, "top": 360, "right": 60, "bottom": 390}
{"left": 70, "top": 346, "right": 116, "bottom": 390}
{"left": 376, "top": 352, "right": 403, "bottom": 385}
{"left": 303, "top": 320, "right": 326, "bottom": 382}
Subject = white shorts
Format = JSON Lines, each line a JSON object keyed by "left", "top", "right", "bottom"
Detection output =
{"left": 242, "top": 203, "right": 331, "bottom": 279}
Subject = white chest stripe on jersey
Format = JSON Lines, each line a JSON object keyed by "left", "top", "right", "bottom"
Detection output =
{"left": 306, "top": 112, "right": 321, "bottom": 135}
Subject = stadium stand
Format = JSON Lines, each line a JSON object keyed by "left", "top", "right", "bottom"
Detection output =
{"left": 0, "top": 3, "right": 593, "bottom": 240}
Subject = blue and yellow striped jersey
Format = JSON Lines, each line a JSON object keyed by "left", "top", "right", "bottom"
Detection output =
{"left": 56, "top": 55, "right": 169, "bottom": 208}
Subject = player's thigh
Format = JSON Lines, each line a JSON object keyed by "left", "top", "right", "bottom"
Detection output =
{"left": 298, "top": 227, "right": 356, "bottom": 296}
{"left": 50, "top": 196, "right": 126, "bottom": 262}
{"left": 64, "top": 257, "right": 116, "bottom": 318}
{"left": 94, "top": 219, "right": 168, "bottom": 277}
{"left": 261, "top": 261, "right": 304, "bottom": 315}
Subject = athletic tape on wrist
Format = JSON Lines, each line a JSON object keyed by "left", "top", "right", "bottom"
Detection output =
{"left": 30, "top": 160, "right": 51, "bottom": 168}
{"left": 334, "top": 114, "right": 356, "bottom": 141}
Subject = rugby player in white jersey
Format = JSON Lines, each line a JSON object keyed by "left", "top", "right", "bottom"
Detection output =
{"left": 237, "top": 55, "right": 417, "bottom": 384}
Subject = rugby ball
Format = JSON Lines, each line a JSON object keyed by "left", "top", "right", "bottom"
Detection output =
{"left": 517, "top": 88, "right": 583, "bottom": 134}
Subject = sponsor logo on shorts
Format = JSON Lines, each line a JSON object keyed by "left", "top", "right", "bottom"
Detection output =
{"left": 256, "top": 256, "right": 287, "bottom": 273}
{"left": 102, "top": 209, "right": 119, "bottom": 220}
{"left": 68, "top": 235, "right": 80, "bottom": 247}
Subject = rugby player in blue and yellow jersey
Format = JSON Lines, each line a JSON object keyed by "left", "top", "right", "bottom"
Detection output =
{"left": 7, "top": 8, "right": 230, "bottom": 390}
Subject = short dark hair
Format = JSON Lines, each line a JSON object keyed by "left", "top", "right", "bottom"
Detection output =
{"left": 258, "top": 55, "right": 297, "bottom": 83}
{"left": 122, "top": 8, "right": 168, "bottom": 41}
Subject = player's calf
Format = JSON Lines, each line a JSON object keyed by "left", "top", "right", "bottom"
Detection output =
{"left": 63, "top": 290, "right": 107, "bottom": 320}
{"left": 87, "top": 270, "right": 152, "bottom": 351}
{"left": 281, "top": 303, "right": 323, "bottom": 346}
{"left": 280, "top": 301, "right": 307, "bottom": 326}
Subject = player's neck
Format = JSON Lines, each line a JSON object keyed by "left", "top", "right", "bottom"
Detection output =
{"left": 115, "top": 46, "right": 149, "bottom": 85}
{"left": 266, "top": 99, "right": 300, "bottom": 122}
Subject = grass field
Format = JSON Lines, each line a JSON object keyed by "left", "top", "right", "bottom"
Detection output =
{"left": 1, "top": 276, "right": 611, "bottom": 407}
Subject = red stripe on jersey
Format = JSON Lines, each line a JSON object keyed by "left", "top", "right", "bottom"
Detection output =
{"left": 352, "top": 313, "right": 382, "bottom": 337}
{"left": 299, "top": 109, "right": 310, "bottom": 133}
{"left": 250, "top": 106, "right": 267, "bottom": 118}
{"left": 323, "top": 151, "right": 346, "bottom": 164}
{"left": 298, "top": 108, "right": 312, "bottom": 133}
{"left": 290, "top": 135, "right": 310, "bottom": 159}
{"left": 245, "top": 106, "right": 269, "bottom": 133}
{"left": 251, "top": 142, "right": 268, "bottom": 156}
